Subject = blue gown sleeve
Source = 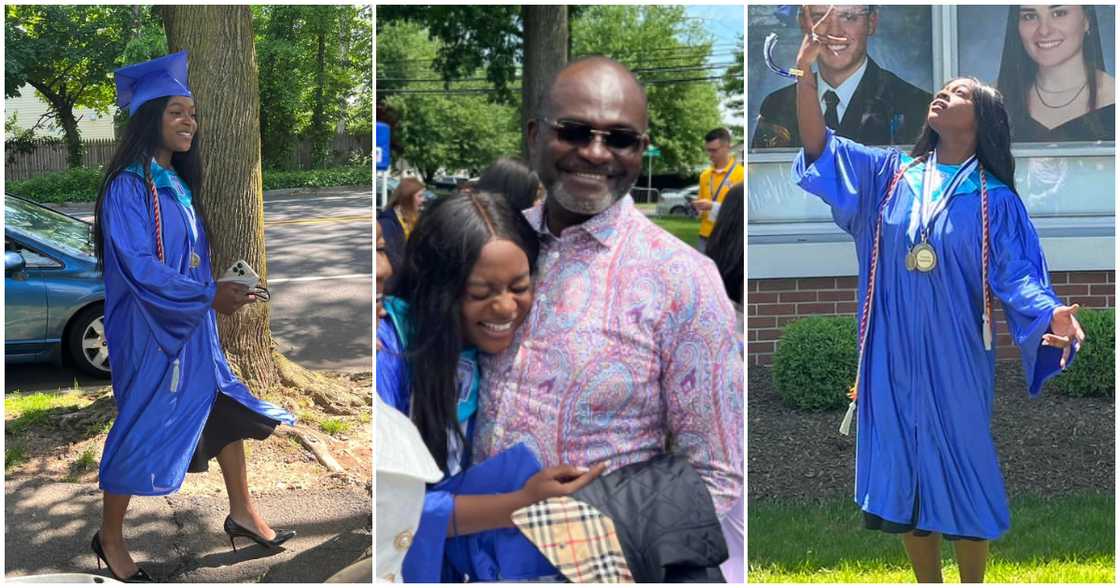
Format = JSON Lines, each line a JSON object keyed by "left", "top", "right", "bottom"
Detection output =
{"left": 791, "top": 128, "right": 899, "bottom": 237}
{"left": 376, "top": 319, "right": 411, "bottom": 414}
{"left": 102, "top": 173, "right": 216, "bottom": 357}
{"left": 402, "top": 488, "right": 455, "bottom": 582}
{"left": 988, "top": 188, "right": 1072, "bottom": 396}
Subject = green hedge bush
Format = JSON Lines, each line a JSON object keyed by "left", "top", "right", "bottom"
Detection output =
{"left": 7, "top": 167, "right": 104, "bottom": 203}
{"left": 1047, "top": 307, "right": 1114, "bottom": 398}
{"left": 772, "top": 315, "right": 858, "bottom": 411}
{"left": 8, "top": 165, "right": 372, "bottom": 204}
{"left": 261, "top": 165, "right": 371, "bottom": 191}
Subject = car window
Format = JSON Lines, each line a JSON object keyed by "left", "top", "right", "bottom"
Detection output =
{"left": 5, "top": 197, "right": 93, "bottom": 258}
{"left": 5, "top": 237, "right": 62, "bottom": 269}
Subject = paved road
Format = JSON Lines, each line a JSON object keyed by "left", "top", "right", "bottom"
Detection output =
{"left": 4, "top": 479, "right": 371, "bottom": 582}
{"left": 5, "top": 186, "right": 372, "bottom": 393}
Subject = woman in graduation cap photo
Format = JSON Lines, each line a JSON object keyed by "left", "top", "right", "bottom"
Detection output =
{"left": 787, "top": 9, "right": 1085, "bottom": 583}
{"left": 90, "top": 51, "right": 296, "bottom": 582}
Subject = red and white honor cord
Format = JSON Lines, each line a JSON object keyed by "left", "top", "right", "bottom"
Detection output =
{"left": 980, "top": 167, "right": 992, "bottom": 351}
{"left": 146, "top": 171, "right": 165, "bottom": 263}
{"left": 841, "top": 154, "right": 925, "bottom": 435}
{"left": 842, "top": 155, "right": 994, "bottom": 435}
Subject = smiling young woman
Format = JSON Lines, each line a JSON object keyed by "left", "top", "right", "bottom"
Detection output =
{"left": 90, "top": 51, "right": 296, "bottom": 582}
{"left": 791, "top": 8, "right": 1086, "bottom": 582}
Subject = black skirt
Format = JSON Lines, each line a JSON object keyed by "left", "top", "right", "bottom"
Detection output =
{"left": 863, "top": 493, "right": 985, "bottom": 542}
{"left": 187, "top": 391, "right": 280, "bottom": 473}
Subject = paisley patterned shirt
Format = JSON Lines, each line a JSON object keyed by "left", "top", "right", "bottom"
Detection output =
{"left": 474, "top": 196, "right": 744, "bottom": 514}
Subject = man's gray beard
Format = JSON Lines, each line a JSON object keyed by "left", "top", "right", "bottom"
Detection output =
{"left": 549, "top": 181, "right": 628, "bottom": 216}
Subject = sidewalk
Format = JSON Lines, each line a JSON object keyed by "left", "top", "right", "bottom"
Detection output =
{"left": 4, "top": 479, "right": 371, "bottom": 583}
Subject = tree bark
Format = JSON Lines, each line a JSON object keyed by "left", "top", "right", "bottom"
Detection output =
{"left": 163, "top": 6, "right": 278, "bottom": 390}
{"left": 520, "top": 6, "right": 568, "bottom": 159}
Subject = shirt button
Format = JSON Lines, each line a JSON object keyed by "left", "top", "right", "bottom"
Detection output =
{"left": 394, "top": 530, "right": 413, "bottom": 550}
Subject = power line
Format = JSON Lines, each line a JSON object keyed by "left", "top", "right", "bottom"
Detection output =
{"left": 375, "top": 43, "right": 740, "bottom": 66}
{"left": 378, "top": 75, "right": 731, "bottom": 96}
{"left": 378, "top": 61, "right": 739, "bottom": 85}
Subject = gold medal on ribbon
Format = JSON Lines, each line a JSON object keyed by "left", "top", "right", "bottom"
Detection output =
{"left": 910, "top": 241, "right": 937, "bottom": 272}
{"left": 190, "top": 252, "right": 201, "bottom": 269}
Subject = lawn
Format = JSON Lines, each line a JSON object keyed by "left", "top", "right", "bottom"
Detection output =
{"left": 650, "top": 216, "right": 700, "bottom": 246}
{"left": 749, "top": 494, "right": 1114, "bottom": 583}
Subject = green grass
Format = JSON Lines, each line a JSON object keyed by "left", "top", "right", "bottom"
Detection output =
{"left": 749, "top": 494, "right": 1114, "bottom": 582}
{"left": 5, "top": 391, "right": 90, "bottom": 434}
{"left": 66, "top": 448, "right": 99, "bottom": 481}
{"left": 319, "top": 418, "right": 350, "bottom": 436}
{"left": 5, "top": 444, "right": 27, "bottom": 473}
{"left": 651, "top": 216, "right": 701, "bottom": 246}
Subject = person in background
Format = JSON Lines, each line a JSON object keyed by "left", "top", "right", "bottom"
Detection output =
{"left": 475, "top": 158, "right": 545, "bottom": 212}
{"left": 377, "top": 177, "right": 426, "bottom": 285}
{"left": 693, "top": 128, "right": 744, "bottom": 252}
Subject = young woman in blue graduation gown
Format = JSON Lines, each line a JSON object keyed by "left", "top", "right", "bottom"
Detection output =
{"left": 788, "top": 12, "right": 1085, "bottom": 583}
{"left": 90, "top": 52, "right": 296, "bottom": 582}
{"left": 376, "top": 191, "right": 607, "bottom": 582}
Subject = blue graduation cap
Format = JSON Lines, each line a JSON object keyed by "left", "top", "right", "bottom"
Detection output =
{"left": 114, "top": 51, "right": 192, "bottom": 116}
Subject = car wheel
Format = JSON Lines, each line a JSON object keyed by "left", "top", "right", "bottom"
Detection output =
{"left": 670, "top": 206, "right": 686, "bottom": 216}
{"left": 67, "top": 303, "right": 111, "bottom": 378}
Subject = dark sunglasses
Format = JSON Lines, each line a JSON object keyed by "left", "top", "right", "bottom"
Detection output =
{"left": 541, "top": 118, "right": 646, "bottom": 153}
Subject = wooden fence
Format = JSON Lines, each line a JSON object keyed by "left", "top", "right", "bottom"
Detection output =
{"left": 5, "top": 133, "right": 372, "bottom": 181}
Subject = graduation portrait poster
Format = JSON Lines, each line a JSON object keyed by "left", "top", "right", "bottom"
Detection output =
{"left": 747, "top": 5, "right": 934, "bottom": 151}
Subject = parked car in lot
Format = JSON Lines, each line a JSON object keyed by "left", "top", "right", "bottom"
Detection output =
{"left": 5, "top": 194, "right": 109, "bottom": 377}
{"left": 655, "top": 185, "right": 700, "bottom": 218}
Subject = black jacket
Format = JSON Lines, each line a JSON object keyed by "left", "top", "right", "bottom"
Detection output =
{"left": 572, "top": 454, "right": 728, "bottom": 582}
{"left": 751, "top": 57, "right": 932, "bottom": 149}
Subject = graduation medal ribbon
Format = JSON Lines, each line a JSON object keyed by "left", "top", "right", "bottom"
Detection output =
{"left": 906, "top": 151, "right": 978, "bottom": 273}
{"left": 763, "top": 33, "right": 805, "bottom": 79}
{"left": 840, "top": 153, "right": 994, "bottom": 436}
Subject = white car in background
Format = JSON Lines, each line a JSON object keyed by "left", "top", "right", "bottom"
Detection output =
{"left": 655, "top": 185, "right": 700, "bottom": 218}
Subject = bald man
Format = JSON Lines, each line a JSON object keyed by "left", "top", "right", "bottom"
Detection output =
{"left": 473, "top": 56, "right": 744, "bottom": 575}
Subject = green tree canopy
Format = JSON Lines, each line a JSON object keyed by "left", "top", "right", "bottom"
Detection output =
{"left": 5, "top": 5, "right": 132, "bottom": 167}
{"left": 572, "top": 5, "right": 724, "bottom": 175}
{"left": 377, "top": 20, "right": 519, "bottom": 182}
{"left": 253, "top": 5, "right": 371, "bottom": 169}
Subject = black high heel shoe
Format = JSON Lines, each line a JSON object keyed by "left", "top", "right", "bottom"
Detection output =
{"left": 90, "top": 532, "right": 154, "bottom": 583}
{"left": 223, "top": 515, "right": 296, "bottom": 552}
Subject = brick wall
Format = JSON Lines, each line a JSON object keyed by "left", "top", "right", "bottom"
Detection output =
{"left": 747, "top": 271, "right": 1114, "bottom": 365}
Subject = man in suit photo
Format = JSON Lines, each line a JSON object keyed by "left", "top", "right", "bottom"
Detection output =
{"left": 751, "top": 5, "right": 932, "bottom": 149}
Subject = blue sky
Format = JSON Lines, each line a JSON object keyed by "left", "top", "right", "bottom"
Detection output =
{"left": 684, "top": 5, "right": 744, "bottom": 49}
{"left": 683, "top": 5, "right": 744, "bottom": 125}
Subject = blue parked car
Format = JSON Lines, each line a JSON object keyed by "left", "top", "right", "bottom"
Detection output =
{"left": 5, "top": 194, "right": 109, "bottom": 377}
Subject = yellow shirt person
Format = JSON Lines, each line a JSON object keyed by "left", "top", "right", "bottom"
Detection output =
{"left": 695, "top": 128, "right": 744, "bottom": 248}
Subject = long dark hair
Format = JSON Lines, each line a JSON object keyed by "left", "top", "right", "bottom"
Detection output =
{"left": 705, "top": 182, "right": 743, "bottom": 305}
{"left": 393, "top": 191, "right": 540, "bottom": 472}
{"left": 911, "top": 78, "right": 1017, "bottom": 193}
{"left": 996, "top": 5, "right": 1104, "bottom": 135}
{"left": 93, "top": 96, "right": 205, "bottom": 273}
{"left": 475, "top": 158, "right": 543, "bottom": 212}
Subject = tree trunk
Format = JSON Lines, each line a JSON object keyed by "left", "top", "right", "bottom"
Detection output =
{"left": 163, "top": 6, "right": 278, "bottom": 391}
{"left": 57, "top": 104, "right": 83, "bottom": 169}
{"left": 520, "top": 6, "right": 568, "bottom": 159}
{"left": 311, "top": 14, "right": 329, "bottom": 167}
